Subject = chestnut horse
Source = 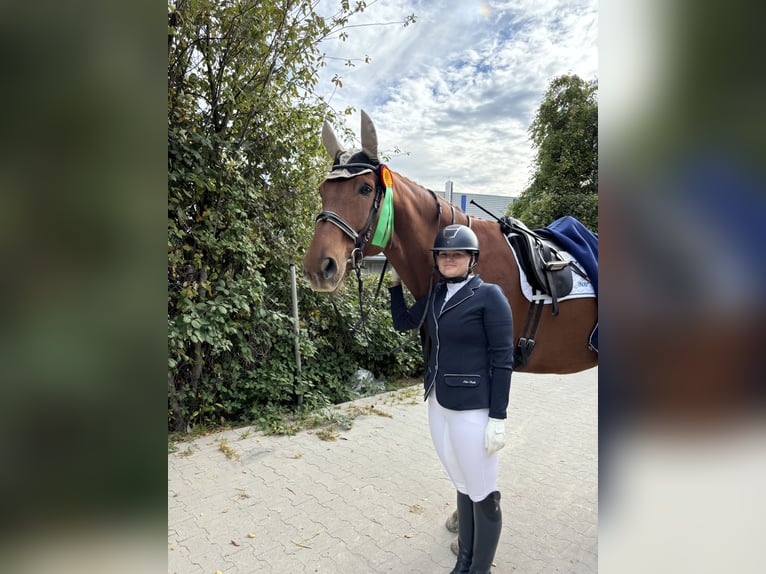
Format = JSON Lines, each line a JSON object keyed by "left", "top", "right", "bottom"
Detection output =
{"left": 303, "top": 111, "right": 597, "bottom": 374}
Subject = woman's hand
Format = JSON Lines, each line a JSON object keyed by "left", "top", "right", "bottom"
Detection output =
{"left": 390, "top": 266, "right": 401, "bottom": 287}
{"left": 484, "top": 417, "right": 506, "bottom": 455}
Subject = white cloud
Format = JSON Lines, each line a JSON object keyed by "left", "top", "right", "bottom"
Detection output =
{"left": 316, "top": 0, "right": 598, "bottom": 197}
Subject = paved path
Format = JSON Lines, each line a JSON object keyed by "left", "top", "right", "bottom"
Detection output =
{"left": 168, "top": 367, "right": 597, "bottom": 573}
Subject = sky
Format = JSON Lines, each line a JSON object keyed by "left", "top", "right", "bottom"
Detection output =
{"left": 314, "top": 0, "right": 598, "bottom": 197}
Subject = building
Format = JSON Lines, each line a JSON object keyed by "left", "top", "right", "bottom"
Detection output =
{"left": 363, "top": 181, "right": 517, "bottom": 275}
{"left": 438, "top": 180, "right": 517, "bottom": 220}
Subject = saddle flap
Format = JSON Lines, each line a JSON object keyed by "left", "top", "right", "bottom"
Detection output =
{"left": 509, "top": 235, "right": 548, "bottom": 293}
{"left": 504, "top": 218, "right": 574, "bottom": 301}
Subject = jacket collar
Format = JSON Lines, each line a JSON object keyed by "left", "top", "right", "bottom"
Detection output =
{"left": 438, "top": 275, "right": 483, "bottom": 314}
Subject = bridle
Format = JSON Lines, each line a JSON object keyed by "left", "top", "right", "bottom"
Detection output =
{"left": 314, "top": 161, "right": 385, "bottom": 269}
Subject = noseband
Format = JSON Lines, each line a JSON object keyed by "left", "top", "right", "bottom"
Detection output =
{"left": 314, "top": 162, "right": 384, "bottom": 266}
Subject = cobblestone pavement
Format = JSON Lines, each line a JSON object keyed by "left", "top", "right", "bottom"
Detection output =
{"left": 168, "top": 367, "right": 597, "bottom": 573}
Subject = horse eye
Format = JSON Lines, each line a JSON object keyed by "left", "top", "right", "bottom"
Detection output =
{"left": 359, "top": 183, "right": 373, "bottom": 196}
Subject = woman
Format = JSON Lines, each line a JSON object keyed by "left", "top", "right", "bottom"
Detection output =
{"left": 389, "top": 224, "right": 514, "bottom": 574}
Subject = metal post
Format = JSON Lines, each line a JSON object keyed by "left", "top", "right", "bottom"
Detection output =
{"left": 445, "top": 180, "right": 453, "bottom": 204}
{"left": 289, "top": 263, "right": 303, "bottom": 405}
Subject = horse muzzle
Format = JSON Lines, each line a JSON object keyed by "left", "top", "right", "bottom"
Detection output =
{"left": 303, "top": 254, "right": 346, "bottom": 292}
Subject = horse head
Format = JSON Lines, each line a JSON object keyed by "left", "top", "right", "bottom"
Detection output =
{"left": 303, "top": 111, "right": 386, "bottom": 292}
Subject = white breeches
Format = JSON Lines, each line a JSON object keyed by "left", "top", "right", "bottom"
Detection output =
{"left": 428, "top": 393, "right": 499, "bottom": 502}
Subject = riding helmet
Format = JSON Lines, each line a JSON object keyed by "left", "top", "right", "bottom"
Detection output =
{"left": 431, "top": 224, "right": 480, "bottom": 259}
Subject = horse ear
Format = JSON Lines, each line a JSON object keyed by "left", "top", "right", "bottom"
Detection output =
{"left": 360, "top": 110, "right": 378, "bottom": 162}
{"left": 322, "top": 120, "right": 344, "bottom": 160}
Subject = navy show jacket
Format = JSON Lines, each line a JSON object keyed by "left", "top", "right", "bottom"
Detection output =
{"left": 389, "top": 275, "right": 514, "bottom": 419}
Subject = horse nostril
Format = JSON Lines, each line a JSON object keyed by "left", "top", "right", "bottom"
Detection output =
{"left": 321, "top": 257, "right": 337, "bottom": 280}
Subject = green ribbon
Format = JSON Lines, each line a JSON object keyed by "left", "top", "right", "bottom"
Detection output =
{"left": 371, "top": 166, "right": 394, "bottom": 247}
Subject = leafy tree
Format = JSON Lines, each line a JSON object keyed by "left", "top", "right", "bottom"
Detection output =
{"left": 508, "top": 74, "right": 598, "bottom": 231}
{"left": 167, "top": 0, "right": 420, "bottom": 432}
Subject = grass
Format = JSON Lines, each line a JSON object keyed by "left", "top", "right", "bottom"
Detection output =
{"left": 218, "top": 438, "right": 239, "bottom": 461}
{"left": 167, "top": 378, "right": 422, "bottom": 453}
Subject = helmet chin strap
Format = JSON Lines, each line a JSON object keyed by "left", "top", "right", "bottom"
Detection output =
{"left": 440, "top": 274, "right": 470, "bottom": 284}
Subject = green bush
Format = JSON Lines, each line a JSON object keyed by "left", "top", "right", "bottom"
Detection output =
{"left": 168, "top": 268, "right": 423, "bottom": 432}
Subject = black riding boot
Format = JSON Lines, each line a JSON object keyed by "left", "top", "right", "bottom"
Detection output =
{"left": 449, "top": 491, "right": 474, "bottom": 574}
{"left": 469, "top": 491, "right": 502, "bottom": 574}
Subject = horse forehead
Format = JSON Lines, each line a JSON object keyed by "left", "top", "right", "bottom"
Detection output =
{"left": 319, "top": 174, "right": 373, "bottom": 200}
{"left": 320, "top": 176, "right": 354, "bottom": 191}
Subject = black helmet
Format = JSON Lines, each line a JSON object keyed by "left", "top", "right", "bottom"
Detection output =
{"left": 432, "top": 224, "right": 480, "bottom": 258}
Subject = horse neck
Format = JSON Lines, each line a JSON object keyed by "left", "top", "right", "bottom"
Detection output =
{"left": 383, "top": 174, "right": 469, "bottom": 299}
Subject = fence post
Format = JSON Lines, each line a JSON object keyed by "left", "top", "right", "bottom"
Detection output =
{"left": 289, "top": 263, "right": 303, "bottom": 406}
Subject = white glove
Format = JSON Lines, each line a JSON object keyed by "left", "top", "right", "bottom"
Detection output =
{"left": 390, "top": 266, "right": 401, "bottom": 285}
{"left": 484, "top": 417, "right": 506, "bottom": 455}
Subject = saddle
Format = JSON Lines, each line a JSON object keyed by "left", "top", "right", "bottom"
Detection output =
{"left": 499, "top": 216, "right": 574, "bottom": 316}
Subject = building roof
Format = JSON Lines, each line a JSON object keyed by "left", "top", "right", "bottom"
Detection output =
{"left": 435, "top": 187, "right": 517, "bottom": 221}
